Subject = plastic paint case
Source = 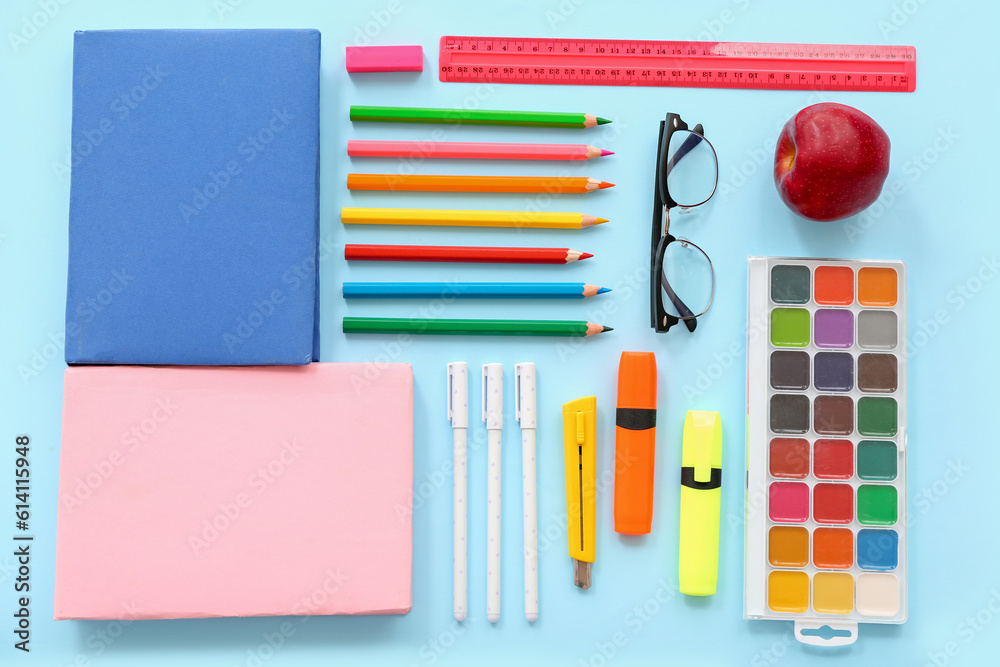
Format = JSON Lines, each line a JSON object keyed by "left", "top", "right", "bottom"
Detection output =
{"left": 745, "top": 257, "right": 907, "bottom": 646}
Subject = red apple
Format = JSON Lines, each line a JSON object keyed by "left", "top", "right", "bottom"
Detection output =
{"left": 774, "top": 103, "right": 890, "bottom": 222}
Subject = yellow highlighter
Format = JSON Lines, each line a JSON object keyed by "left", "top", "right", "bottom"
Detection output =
{"left": 678, "top": 410, "right": 723, "bottom": 596}
{"left": 563, "top": 396, "right": 597, "bottom": 589}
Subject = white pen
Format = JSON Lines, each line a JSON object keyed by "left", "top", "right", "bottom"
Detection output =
{"left": 483, "top": 363, "right": 503, "bottom": 623}
{"left": 515, "top": 362, "right": 538, "bottom": 622}
{"left": 447, "top": 362, "right": 469, "bottom": 622}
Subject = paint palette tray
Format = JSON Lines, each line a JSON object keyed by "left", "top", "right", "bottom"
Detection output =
{"left": 745, "top": 257, "right": 907, "bottom": 646}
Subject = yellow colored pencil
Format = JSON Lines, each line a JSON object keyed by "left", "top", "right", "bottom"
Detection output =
{"left": 341, "top": 208, "right": 608, "bottom": 230}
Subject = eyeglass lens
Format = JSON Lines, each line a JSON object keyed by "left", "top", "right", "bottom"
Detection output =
{"left": 661, "top": 239, "right": 714, "bottom": 320}
{"left": 665, "top": 130, "right": 718, "bottom": 208}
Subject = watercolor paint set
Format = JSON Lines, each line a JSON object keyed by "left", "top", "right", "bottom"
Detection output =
{"left": 745, "top": 257, "right": 907, "bottom": 646}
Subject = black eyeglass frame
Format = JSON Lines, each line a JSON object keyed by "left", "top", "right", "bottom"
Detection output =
{"left": 649, "top": 112, "right": 718, "bottom": 333}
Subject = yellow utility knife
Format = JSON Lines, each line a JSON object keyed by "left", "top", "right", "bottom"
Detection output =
{"left": 563, "top": 396, "right": 597, "bottom": 589}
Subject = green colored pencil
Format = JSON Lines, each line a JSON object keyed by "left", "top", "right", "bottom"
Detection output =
{"left": 349, "top": 106, "right": 612, "bottom": 129}
{"left": 343, "top": 317, "right": 613, "bottom": 337}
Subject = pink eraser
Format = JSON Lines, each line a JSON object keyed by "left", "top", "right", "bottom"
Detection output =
{"left": 346, "top": 45, "right": 423, "bottom": 73}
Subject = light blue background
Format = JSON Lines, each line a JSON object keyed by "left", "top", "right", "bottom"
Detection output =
{"left": 1, "top": 1, "right": 997, "bottom": 665}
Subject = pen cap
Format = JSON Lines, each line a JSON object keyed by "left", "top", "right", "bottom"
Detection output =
{"left": 482, "top": 363, "right": 503, "bottom": 428}
{"left": 515, "top": 362, "right": 537, "bottom": 428}
{"left": 682, "top": 410, "right": 723, "bottom": 483}
{"left": 447, "top": 362, "right": 469, "bottom": 428}
{"left": 616, "top": 352, "right": 656, "bottom": 409}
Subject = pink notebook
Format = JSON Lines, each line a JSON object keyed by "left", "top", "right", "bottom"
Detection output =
{"left": 55, "top": 364, "right": 413, "bottom": 620}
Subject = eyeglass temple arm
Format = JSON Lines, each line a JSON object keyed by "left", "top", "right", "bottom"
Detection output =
{"left": 660, "top": 272, "right": 698, "bottom": 332}
{"left": 664, "top": 125, "right": 705, "bottom": 173}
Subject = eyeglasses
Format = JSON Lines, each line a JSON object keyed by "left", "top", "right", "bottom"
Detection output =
{"left": 650, "top": 112, "right": 719, "bottom": 333}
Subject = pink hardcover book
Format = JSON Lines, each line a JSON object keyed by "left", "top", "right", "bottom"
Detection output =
{"left": 55, "top": 364, "right": 413, "bottom": 620}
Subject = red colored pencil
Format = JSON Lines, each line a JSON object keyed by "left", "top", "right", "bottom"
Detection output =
{"left": 345, "top": 244, "right": 594, "bottom": 264}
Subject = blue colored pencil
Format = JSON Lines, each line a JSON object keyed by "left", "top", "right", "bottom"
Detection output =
{"left": 342, "top": 282, "right": 611, "bottom": 299}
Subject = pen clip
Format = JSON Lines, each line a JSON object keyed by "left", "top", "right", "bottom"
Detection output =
{"left": 447, "top": 362, "right": 456, "bottom": 422}
{"left": 514, "top": 364, "right": 523, "bottom": 423}
{"left": 482, "top": 364, "right": 488, "bottom": 423}
{"left": 447, "top": 362, "right": 468, "bottom": 427}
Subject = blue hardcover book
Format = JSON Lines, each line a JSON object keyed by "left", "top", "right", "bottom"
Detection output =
{"left": 66, "top": 30, "right": 320, "bottom": 365}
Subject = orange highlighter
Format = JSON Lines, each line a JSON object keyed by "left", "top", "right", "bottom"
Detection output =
{"left": 614, "top": 351, "right": 657, "bottom": 534}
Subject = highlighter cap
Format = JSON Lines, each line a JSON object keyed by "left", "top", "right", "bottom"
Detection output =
{"left": 682, "top": 410, "right": 723, "bottom": 483}
{"left": 617, "top": 352, "right": 656, "bottom": 409}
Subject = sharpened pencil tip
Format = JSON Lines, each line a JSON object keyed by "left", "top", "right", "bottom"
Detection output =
{"left": 600, "top": 149, "right": 614, "bottom": 156}
{"left": 595, "top": 218, "right": 609, "bottom": 225}
{"left": 602, "top": 326, "right": 614, "bottom": 333}
{"left": 597, "top": 287, "right": 611, "bottom": 294}
{"left": 598, "top": 181, "right": 615, "bottom": 189}
{"left": 580, "top": 252, "right": 594, "bottom": 260}
{"left": 596, "top": 117, "right": 612, "bottom": 125}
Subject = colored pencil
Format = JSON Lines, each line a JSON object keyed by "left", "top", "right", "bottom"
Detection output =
{"left": 349, "top": 106, "right": 611, "bottom": 129}
{"left": 343, "top": 318, "right": 613, "bottom": 337}
{"left": 347, "top": 140, "right": 613, "bottom": 161}
{"left": 342, "top": 282, "right": 611, "bottom": 299}
{"left": 347, "top": 174, "right": 615, "bottom": 193}
{"left": 341, "top": 208, "right": 607, "bottom": 229}
{"left": 344, "top": 245, "right": 593, "bottom": 264}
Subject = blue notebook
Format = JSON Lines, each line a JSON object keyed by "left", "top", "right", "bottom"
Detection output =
{"left": 66, "top": 30, "right": 320, "bottom": 365}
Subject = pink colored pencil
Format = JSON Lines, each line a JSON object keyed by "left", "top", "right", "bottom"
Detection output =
{"left": 347, "top": 140, "right": 613, "bottom": 161}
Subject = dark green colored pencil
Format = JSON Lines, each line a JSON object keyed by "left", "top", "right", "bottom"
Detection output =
{"left": 349, "top": 106, "right": 611, "bottom": 129}
{"left": 343, "top": 317, "right": 613, "bottom": 337}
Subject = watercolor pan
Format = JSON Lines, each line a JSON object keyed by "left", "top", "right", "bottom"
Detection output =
{"left": 746, "top": 257, "right": 907, "bottom": 646}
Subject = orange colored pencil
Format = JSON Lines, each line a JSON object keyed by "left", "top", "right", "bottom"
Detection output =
{"left": 347, "top": 174, "right": 615, "bottom": 194}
